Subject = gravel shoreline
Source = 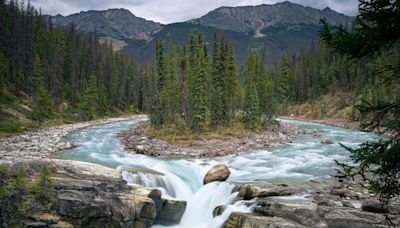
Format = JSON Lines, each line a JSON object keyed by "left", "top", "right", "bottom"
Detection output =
{"left": 281, "top": 116, "right": 360, "bottom": 129}
{"left": 119, "top": 122, "right": 305, "bottom": 158}
{"left": 0, "top": 115, "right": 145, "bottom": 163}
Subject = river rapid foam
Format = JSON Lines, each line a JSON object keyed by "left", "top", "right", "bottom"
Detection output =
{"left": 56, "top": 117, "right": 379, "bottom": 227}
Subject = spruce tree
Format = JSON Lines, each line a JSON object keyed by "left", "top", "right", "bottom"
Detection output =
{"left": 0, "top": 52, "right": 7, "bottom": 98}
{"left": 31, "top": 55, "right": 53, "bottom": 123}
{"left": 226, "top": 42, "right": 240, "bottom": 122}
{"left": 277, "top": 53, "right": 291, "bottom": 103}
{"left": 243, "top": 82, "right": 260, "bottom": 129}
{"left": 192, "top": 35, "right": 209, "bottom": 133}
{"left": 150, "top": 40, "right": 165, "bottom": 127}
{"left": 321, "top": 0, "right": 400, "bottom": 219}
{"left": 77, "top": 74, "right": 98, "bottom": 120}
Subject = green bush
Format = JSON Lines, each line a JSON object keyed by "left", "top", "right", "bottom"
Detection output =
{"left": 0, "top": 119, "right": 22, "bottom": 133}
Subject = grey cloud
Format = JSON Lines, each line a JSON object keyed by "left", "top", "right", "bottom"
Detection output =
{"left": 30, "top": 0, "right": 358, "bottom": 24}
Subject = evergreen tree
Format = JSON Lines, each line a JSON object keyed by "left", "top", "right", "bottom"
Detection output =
{"left": 191, "top": 35, "right": 209, "bottom": 132}
{"left": 226, "top": 42, "right": 240, "bottom": 121}
{"left": 243, "top": 83, "right": 260, "bottom": 129}
{"left": 0, "top": 52, "right": 8, "bottom": 97}
{"left": 321, "top": 0, "right": 400, "bottom": 221}
{"left": 77, "top": 74, "right": 98, "bottom": 120}
{"left": 210, "top": 34, "right": 229, "bottom": 126}
{"left": 31, "top": 55, "right": 53, "bottom": 123}
{"left": 150, "top": 40, "right": 165, "bottom": 127}
{"left": 276, "top": 53, "right": 291, "bottom": 103}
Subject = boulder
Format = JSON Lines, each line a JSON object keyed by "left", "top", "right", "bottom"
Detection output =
{"left": 223, "top": 212, "right": 307, "bottom": 228}
{"left": 238, "top": 183, "right": 297, "bottom": 200}
{"left": 203, "top": 164, "right": 230, "bottom": 185}
{"left": 361, "top": 200, "right": 388, "bottom": 214}
{"left": 318, "top": 205, "right": 388, "bottom": 228}
{"left": 254, "top": 199, "right": 324, "bottom": 227}
{"left": 321, "top": 140, "right": 334, "bottom": 144}
{"left": 156, "top": 199, "right": 187, "bottom": 224}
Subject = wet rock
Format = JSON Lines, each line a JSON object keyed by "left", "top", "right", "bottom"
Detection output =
{"left": 156, "top": 199, "right": 187, "bottom": 224}
{"left": 254, "top": 199, "right": 324, "bottom": 227}
{"left": 321, "top": 140, "right": 334, "bottom": 144}
{"left": 318, "top": 205, "right": 388, "bottom": 228}
{"left": 203, "top": 164, "right": 231, "bottom": 185}
{"left": 330, "top": 188, "right": 350, "bottom": 197}
{"left": 213, "top": 205, "right": 227, "bottom": 217}
{"left": 342, "top": 200, "right": 362, "bottom": 209}
{"left": 238, "top": 183, "right": 296, "bottom": 200}
{"left": 223, "top": 212, "right": 307, "bottom": 228}
{"left": 361, "top": 200, "right": 388, "bottom": 214}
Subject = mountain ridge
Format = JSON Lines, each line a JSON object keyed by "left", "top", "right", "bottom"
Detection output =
{"left": 45, "top": 2, "right": 353, "bottom": 62}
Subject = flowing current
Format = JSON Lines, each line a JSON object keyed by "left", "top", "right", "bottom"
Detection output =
{"left": 56, "top": 117, "right": 379, "bottom": 227}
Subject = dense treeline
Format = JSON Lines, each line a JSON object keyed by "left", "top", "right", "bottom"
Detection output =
{"left": 149, "top": 33, "right": 397, "bottom": 133}
{"left": 0, "top": 0, "right": 147, "bottom": 123}
{"left": 149, "top": 34, "right": 266, "bottom": 132}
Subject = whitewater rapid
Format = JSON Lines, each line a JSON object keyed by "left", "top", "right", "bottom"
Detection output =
{"left": 56, "top": 117, "right": 379, "bottom": 227}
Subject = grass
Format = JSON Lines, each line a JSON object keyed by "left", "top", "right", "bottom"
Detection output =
{"left": 144, "top": 119, "right": 258, "bottom": 146}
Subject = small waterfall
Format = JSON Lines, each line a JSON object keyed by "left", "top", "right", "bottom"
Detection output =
{"left": 58, "top": 117, "right": 381, "bottom": 227}
{"left": 120, "top": 168, "right": 253, "bottom": 228}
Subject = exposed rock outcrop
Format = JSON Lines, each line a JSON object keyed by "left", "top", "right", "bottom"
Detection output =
{"left": 203, "top": 164, "right": 231, "bottom": 185}
{"left": 217, "top": 174, "right": 400, "bottom": 228}
{"left": 1, "top": 160, "right": 187, "bottom": 228}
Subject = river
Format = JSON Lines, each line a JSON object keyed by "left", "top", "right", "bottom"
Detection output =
{"left": 55, "top": 117, "right": 379, "bottom": 227}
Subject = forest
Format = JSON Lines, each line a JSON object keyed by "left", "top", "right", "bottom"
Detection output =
{"left": 0, "top": 0, "right": 399, "bottom": 227}
{"left": 0, "top": 0, "right": 398, "bottom": 135}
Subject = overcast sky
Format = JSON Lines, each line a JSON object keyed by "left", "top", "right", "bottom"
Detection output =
{"left": 30, "top": 0, "right": 359, "bottom": 24}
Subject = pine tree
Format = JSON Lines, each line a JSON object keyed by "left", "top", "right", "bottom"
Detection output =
{"left": 226, "top": 42, "right": 240, "bottom": 122}
{"left": 276, "top": 53, "right": 291, "bottom": 103}
{"left": 210, "top": 33, "right": 229, "bottom": 126}
{"left": 243, "top": 82, "right": 260, "bottom": 129}
{"left": 150, "top": 40, "right": 165, "bottom": 127}
{"left": 31, "top": 55, "right": 53, "bottom": 123}
{"left": 191, "top": 35, "right": 209, "bottom": 133}
{"left": 0, "top": 52, "right": 8, "bottom": 98}
{"left": 77, "top": 74, "right": 97, "bottom": 120}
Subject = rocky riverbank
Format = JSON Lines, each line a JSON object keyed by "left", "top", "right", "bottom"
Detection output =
{"left": 0, "top": 160, "right": 187, "bottom": 227}
{"left": 282, "top": 116, "right": 360, "bottom": 130}
{"left": 119, "top": 122, "right": 304, "bottom": 158}
{"left": 218, "top": 172, "right": 400, "bottom": 228}
{"left": 0, "top": 115, "right": 146, "bottom": 163}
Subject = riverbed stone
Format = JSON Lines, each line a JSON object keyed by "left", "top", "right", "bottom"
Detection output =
{"left": 203, "top": 164, "right": 231, "bottom": 184}
{"left": 156, "top": 199, "right": 187, "bottom": 224}
{"left": 238, "top": 183, "right": 297, "bottom": 200}
{"left": 223, "top": 212, "right": 307, "bottom": 228}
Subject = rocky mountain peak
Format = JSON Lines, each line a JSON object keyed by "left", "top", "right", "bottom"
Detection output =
{"left": 49, "top": 8, "right": 163, "bottom": 41}
{"left": 189, "top": 1, "right": 352, "bottom": 34}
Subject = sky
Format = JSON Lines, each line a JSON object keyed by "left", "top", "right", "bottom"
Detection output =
{"left": 30, "top": 0, "right": 359, "bottom": 24}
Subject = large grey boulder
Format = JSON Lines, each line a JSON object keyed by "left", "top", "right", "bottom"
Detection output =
{"left": 203, "top": 164, "right": 231, "bottom": 185}
{"left": 156, "top": 199, "right": 187, "bottom": 224}
{"left": 223, "top": 212, "right": 307, "bottom": 228}
{"left": 238, "top": 183, "right": 297, "bottom": 200}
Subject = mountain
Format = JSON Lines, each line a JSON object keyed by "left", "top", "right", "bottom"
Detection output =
{"left": 189, "top": 1, "right": 351, "bottom": 36}
{"left": 49, "top": 9, "right": 163, "bottom": 41}
{"left": 46, "top": 2, "right": 353, "bottom": 63}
